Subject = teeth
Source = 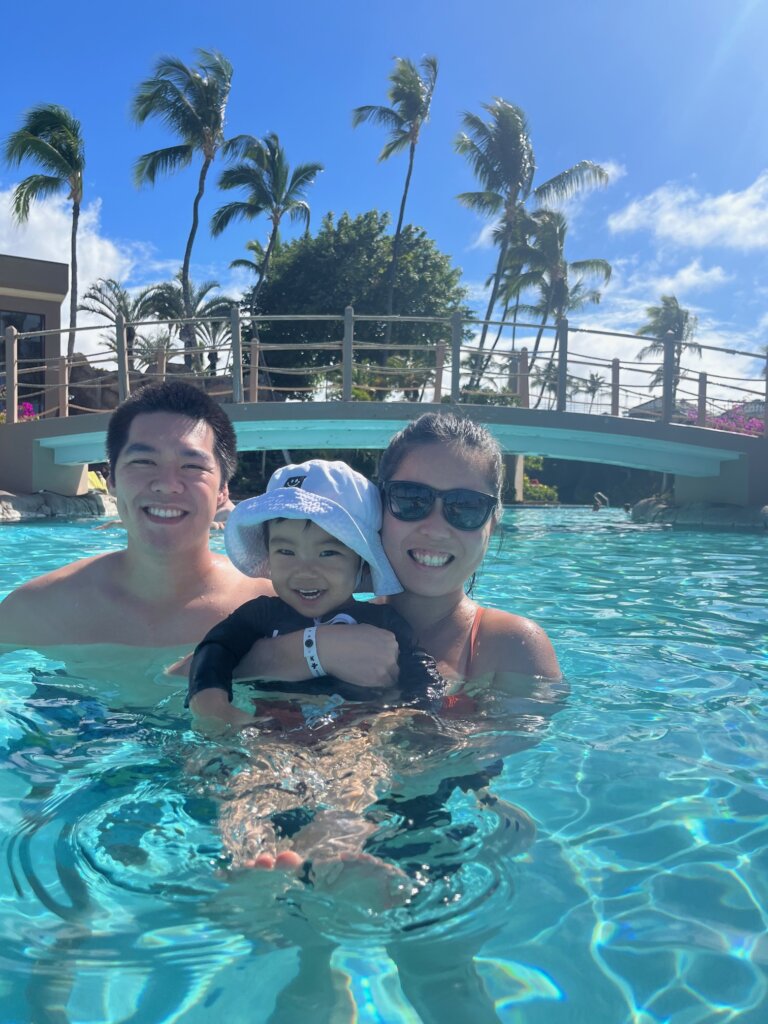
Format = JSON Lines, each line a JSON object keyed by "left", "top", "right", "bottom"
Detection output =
{"left": 146, "top": 507, "right": 184, "bottom": 519}
{"left": 410, "top": 550, "right": 452, "bottom": 567}
{"left": 298, "top": 589, "right": 321, "bottom": 598}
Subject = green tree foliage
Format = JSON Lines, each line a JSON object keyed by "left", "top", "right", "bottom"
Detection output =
{"left": 132, "top": 49, "right": 235, "bottom": 367}
{"left": 3, "top": 104, "right": 86, "bottom": 359}
{"left": 353, "top": 55, "right": 438, "bottom": 348}
{"left": 249, "top": 210, "right": 468, "bottom": 400}
{"left": 636, "top": 295, "right": 701, "bottom": 398}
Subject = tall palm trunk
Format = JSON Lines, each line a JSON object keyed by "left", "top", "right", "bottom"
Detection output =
{"left": 180, "top": 158, "right": 211, "bottom": 369}
{"left": 67, "top": 201, "right": 80, "bottom": 360}
{"left": 469, "top": 235, "right": 509, "bottom": 390}
{"left": 249, "top": 221, "right": 280, "bottom": 400}
{"left": 383, "top": 140, "right": 417, "bottom": 353}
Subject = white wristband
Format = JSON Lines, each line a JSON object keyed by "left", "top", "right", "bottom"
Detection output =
{"left": 303, "top": 626, "right": 326, "bottom": 678}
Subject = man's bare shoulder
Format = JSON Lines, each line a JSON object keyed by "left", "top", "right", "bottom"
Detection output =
{"left": 0, "top": 553, "right": 119, "bottom": 645}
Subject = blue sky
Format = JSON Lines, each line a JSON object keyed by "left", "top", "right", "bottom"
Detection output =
{"left": 2, "top": 0, "right": 767, "bottom": 396}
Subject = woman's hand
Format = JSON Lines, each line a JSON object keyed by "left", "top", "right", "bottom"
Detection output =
{"left": 316, "top": 624, "right": 400, "bottom": 687}
{"left": 230, "top": 623, "right": 400, "bottom": 688}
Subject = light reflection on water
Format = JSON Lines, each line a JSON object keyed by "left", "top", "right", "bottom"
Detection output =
{"left": 0, "top": 509, "right": 766, "bottom": 1022}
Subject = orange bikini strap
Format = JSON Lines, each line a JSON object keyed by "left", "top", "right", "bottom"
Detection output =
{"left": 468, "top": 605, "right": 485, "bottom": 661}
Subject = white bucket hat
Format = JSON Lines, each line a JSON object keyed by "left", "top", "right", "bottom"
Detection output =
{"left": 225, "top": 459, "right": 403, "bottom": 597}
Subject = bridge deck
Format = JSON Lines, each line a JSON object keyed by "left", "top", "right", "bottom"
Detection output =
{"left": 28, "top": 402, "right": 757, "bottom": 478}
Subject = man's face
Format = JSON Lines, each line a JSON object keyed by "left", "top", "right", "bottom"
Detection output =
{"left": 109, "top": 412, "right": 229, "bottom": 554}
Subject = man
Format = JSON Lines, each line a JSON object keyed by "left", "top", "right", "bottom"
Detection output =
{"left": 0, "top": 381, "right": 273, "bottom": 653}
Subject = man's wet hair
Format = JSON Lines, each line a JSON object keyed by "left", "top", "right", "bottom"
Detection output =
{"left": 107, "top": 380, "right": 237, "bottom": 482}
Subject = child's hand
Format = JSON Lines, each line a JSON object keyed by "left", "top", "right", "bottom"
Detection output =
{"left": 190, "top": 689, "right": 256, "bottom": 730}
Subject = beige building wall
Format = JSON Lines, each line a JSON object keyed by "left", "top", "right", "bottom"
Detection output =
{"left": 0, "top": 253, "right": 68, "bottom": 417}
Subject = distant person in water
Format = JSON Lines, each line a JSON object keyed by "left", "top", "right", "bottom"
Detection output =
{"left": 0, "top": 380, "right": 273, "bottom": 648}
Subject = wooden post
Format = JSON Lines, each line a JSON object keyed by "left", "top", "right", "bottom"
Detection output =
{"left": 230, "top": 306, "right": 243, "bottom": 404}
{"left": 115, "top": 314, "right": 129, "bottom": 401}
{"left": 611, "top": 358, "right": 620, "bottom": 416}
{"left": 518, "top": 347, "right": 529, "bottom": 408}
{"left": 556, "top": 317, "right": 569, "bottom": 412}
{"left": 248, "top": 339, "right": 259, "bottom": 403}
{"left": 342, "top": 305, "right": 354, "bottom": 402}
{"left": 661, "top": 331, "right": 676, "bottom": 424}
{"left": 4, "top": 326, "right": 18, "bottom": 424}
{"left": 58, "top": 356, "right": 69, "bottom": 417}
{"left": 450, "top": 311, "right": 462, "bottom": 402}
{"left": 157, "top": 348, "right": 166, "bottom": 382}
{"left": 697, "top": 372, "right": 707, "bottom": 426}
{"left": 433, "top": 341, "right": 445, "bottom": 403}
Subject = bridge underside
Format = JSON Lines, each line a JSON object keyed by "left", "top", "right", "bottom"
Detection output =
{"left": 2, "top": 402, "right": 763, "bottom": 504}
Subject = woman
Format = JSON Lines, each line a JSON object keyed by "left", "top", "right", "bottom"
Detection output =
{"left": 232, "top": 411, "right": 561, "bottom": 694}
{"left": 221, "top": 412, "right": 562, "bottom": 1023}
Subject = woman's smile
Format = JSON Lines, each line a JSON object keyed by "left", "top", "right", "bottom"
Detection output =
{"left": 408, "top": 548, "right": 454, "bottom": 568}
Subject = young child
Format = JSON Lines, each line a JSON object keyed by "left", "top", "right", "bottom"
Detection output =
{"left": 188, "top": 459, "right": 444, "bottom": 719}
{"left": 187, "top": 459, "right": 445, "bottom": 875}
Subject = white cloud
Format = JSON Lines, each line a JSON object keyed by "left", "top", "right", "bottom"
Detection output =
{"left": 608, "top": 172, "right": 768, "bottom": 250}
{"left": 623, "top": 258, "right": 733, "bottom": 298}
{"left": 0, "top": 190, "right": 134, "bottom": 282}
{"left": 600, "top": 160, "right": 628, "bottom": 185}
{"left": 469, "top": 221, "right": 497, "bottom": 250}
{"left": 0, "top": 189, "right": 232, "bottom": 356}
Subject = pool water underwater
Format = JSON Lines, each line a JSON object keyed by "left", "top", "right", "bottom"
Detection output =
{"left": 0, "top": 509, "right": 766, "bottom": 1023}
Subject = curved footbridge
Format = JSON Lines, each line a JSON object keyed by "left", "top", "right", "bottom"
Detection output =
{"left": 3, "top": 402, "right": 766, "bottom": 507}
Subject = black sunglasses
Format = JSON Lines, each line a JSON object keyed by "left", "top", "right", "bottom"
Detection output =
{"left": 381, "top": 480, "right": 498, "bottom": 531}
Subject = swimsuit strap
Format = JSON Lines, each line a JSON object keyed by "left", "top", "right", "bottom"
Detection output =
{"left": 468, "top": 604, "right": 485, "bottom": 668}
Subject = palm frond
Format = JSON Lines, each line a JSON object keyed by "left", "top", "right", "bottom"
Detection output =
{"left": 535, "top": 160, "right": 609, "bottom": 206}
{"left": 10, "top": 174, "right": 65, "bottom": 222}
{"left": 210, "top": 201, "right": 256, "bottom": 235}
{"left": 134, "top": 144, "right": 194, "bottom": 186}
{"left": 456, "top": 190, "right": 503, "bottom": 216}
{"left": 351, "top": 104, "right": 404, "bottom": 131}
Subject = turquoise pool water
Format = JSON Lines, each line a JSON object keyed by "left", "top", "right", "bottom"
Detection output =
{"left": 1, "top": 510, "right": 766, "bottom": 1023}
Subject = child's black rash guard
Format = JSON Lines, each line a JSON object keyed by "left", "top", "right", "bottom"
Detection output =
{"left": 186, "top": 596, "right": 446, "bottom": 708}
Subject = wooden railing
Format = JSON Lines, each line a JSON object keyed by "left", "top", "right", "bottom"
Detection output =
{"left": 2, "top": 308, "right": 767, "bottom": 438}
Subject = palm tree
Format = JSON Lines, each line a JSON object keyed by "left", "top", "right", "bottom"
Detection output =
{"left": 522, "top": 209, "right": 611, "bottom": 350}
{"left": 352, "top": 55, "right": 438, "bottom": 347}
{"left": 211, "top": 133, "right": 322, "bottom": 309}
{"left": 150, "top": 273, "right": 235, "bottom": 374}
{"left": 78, "top": 278, "right": 164, "bottom": 371}
{"left": 3, "top": 104, "right": 85, "bottom": 360}
{"left": 584, "top": 372, "right": 606, "bottom": 412}
{"left": 636, "top": 295, "right": 701, "bottom": 401}
{"left": 455, "top": 98, "right": 608, "bottom": 389}
{"left": 132, "top": 49, "right": 235, "bottom": 368}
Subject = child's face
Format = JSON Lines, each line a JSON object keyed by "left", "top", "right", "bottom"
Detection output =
{"left": 266, "top": 519, "right": 361, "bottom": 618}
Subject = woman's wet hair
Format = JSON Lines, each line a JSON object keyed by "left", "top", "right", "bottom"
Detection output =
{"left": 378, "top": 412, "right": 504, "bottom": 520}
{"left": 107, "top": 380, "right": 237, "bottom": 482}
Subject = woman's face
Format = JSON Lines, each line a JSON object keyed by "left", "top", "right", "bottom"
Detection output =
{"left": 381, "top": 443, "right": 496, "bottom": 600}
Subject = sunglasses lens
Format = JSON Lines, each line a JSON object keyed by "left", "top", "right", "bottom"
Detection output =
{"left": 443, "top": 490, "right": 495, "bottom": 530}
{"left": 385, "top": 482, "right": 495, "bottom": 530}
{"left": 386, "top": 482, "right": 435, "bottom": 521}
